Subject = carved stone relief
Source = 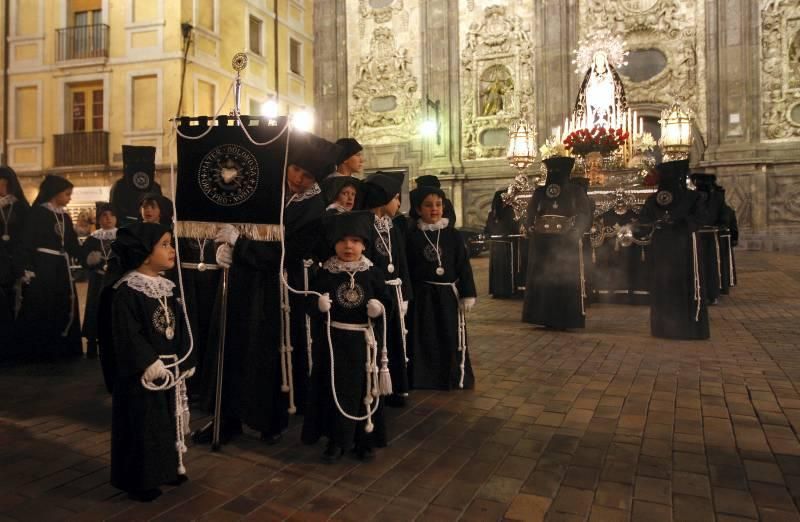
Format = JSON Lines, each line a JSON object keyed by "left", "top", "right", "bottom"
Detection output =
{"left": 760, "top": 0, "right": 800, "bottom": 140}
{"left": 358, "top": 0, "right": 406, "bottom": 36}
{"left": 768, "top": 174, "right": 800, "bottom": 223}
{"left": 349, "top": 27, "right": 419, "bottom": 144}
{"left": 579, "top": 0, "right": 706, "bottom": 136}
{"left": 461, "top": 5, "right": 535, "bottom": 160}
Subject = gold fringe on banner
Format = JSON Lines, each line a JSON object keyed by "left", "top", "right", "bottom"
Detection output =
{"left": 175, "top": 220, "right": 284, "bottom": 241}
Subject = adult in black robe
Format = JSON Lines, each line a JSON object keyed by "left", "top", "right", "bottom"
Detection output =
{"left": 16, "top": 176, "right": 82, "bottom": 359}
{"left": 590, "top": 207, "right": 650, "bottom": 305}
{"left": 407, "top": 186, "right": 477, "bottom": 390}
{"left": 522, "top": 157, "right": 593, "bottom": 329}
{"left": 716, "top": 184, "right": 738, "bottom": 293}
{"left": 110, "top": 145, "right": 162, "bottom": 227}
{"left": 691, "top": 173, "right": 723, "bottom": 305}
{"left": 638, "top": 160, "right": 709, "bottom": 340}
{"left": 0, "top": 166, "right": 29, "bottom": 331}
{"left": 103, "top": 224, "right": 196, "bottom": 501}
{"left": 80, "top": 203, "right": 117, "bottom": 358}
{"left": 362, "top": 173, "right": 412, "bottom": 406}
{"left": 485, "top": 189, "right": 521, "bottom": 298}
{"left": 302, "top": 211, "right": 392, "bottom": 459}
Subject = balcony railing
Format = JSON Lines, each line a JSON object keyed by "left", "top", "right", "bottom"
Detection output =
{"left": 56, "top": 24, "right": 109, "bottom": 61}
{"left": 54, "top": 131, "right": 109, "bottom": 167}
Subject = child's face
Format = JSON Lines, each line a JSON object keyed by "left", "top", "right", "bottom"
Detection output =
{"left": 0, "top": 179, "right": 8, "bottom": 197}
{"left": 335, "top": 236, "right": 364, "bottom": 262}
{"left": 140, "top": 201, "right": 161, "bottom": 223}
{"left": 99, "top": 211, "right": 117, "bottom": 230}
{"left": 146, "top": 232, "right": 175, "bottom": 272}
{"left": 287, "top": 165, "right": 316, "bottom": 194}
{"left": 383, "top": 194, "right": 401, "bottom": 218}
{"left": 52, "top": 188, "right": 72, "bottom": 207}
{"left": 336, "top": 186, "right": 357, "bottom": 210}
{"left": 342, "top": 152, "right": 363, "bottom": 173}
{"left": 418, "top": 194, "right": 443, "bottom": 224}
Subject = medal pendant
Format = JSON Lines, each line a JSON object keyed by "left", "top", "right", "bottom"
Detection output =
{"left": 165, "top": 326, "right": 175, "bottom": 340}
{"left": 435, "top": 266, "right": 445, "bottom": 276}
{"left": 197, "top": 262, "right": 207, "bottom": 272}
{"left": 1, "top": 234, "right": 9, "bottom": 241}
{"left": 387, "top": 263, "right": 395, "bottom": 274}
{"left": 103, "top": 263, "right": 109, "bottom": 272}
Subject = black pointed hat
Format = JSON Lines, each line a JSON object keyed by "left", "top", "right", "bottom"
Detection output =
{"left": 122, "top": 145, "right": 157, "bottom": 191}
{"left": 361, "top": 172, "right": 404, "bottom": 209}
{"left": 655, "top": 159, "right": 689, "bottom": 191}
{"left": 324, "top": 210, "right": 374, "bottom": 248}
{"left": 288, "top": 131, "right": 343, "bottom": 182}
{"left": 543, "top": 157, "right": 575, "bottom": 186}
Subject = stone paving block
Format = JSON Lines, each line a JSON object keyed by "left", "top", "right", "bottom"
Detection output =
{"left": 505, "top": 493, "right": 551, "bottom": 521}
{"left": 634, "top": 476, "right": 671, "bottom": 505}
{"left": 673, "top": 493, "right": 716, "bottom": 521}
{"left": 631, "top": 499, "right": 671, "bottom": 522}
{"left": 713, "top": 487, "right": 758, "bottom": 519}
{"left": 551, "top": 486, "right": 594, "bottom": 517}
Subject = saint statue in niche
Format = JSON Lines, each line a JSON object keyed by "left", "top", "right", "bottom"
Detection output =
{"left": 480, "top": 65, "right": 513, "bottom": 116}
{"left": 573, "top": 50, "right": 628, "bottom": 128}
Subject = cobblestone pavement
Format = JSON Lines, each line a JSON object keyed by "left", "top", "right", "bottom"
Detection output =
{"left": 2, "top": 251, "right": 800, "bottom": 521}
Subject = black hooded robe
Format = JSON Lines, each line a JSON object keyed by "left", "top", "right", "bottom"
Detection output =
{"left": 108, "top": 279, "right": 195, "bottom": 493}
{"left": 80, "top": 231, "right": 116, "bottom": 343}
{"left": 15, "top": 205, "right": 83, "bottom": 358}
{"left": 590, "top": 209, "right": 650, "bottom": 305}
{"left": 485, "top": 190, "right": 521, "bottom": 298}
{"left": 0, "top": 196, "right": 28, "bottom": 330}
{"left": 406, "top": 224, "right": 477, "bottom": 390}
{"left": 301, "top": 265, "right": 391, "bottom": 450}
{"left": 522, "top": 184, "right": 593, "bottom": 329}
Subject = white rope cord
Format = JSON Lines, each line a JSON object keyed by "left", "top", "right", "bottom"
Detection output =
{"left": 303, "top": 259, "right": 315, "bottom": 376}
{"left": 424, "top": 280, "right": 468, "bottom": 389}
{"left": 385, "top": 278, "right": 409, "bottom": 364}
{"left": 722, "top": 234, "right": 736, "bottom": 286}
{"left": 36, "top": 247, "right": 76, "bottom": 336}
{"left": 280, "top": 270, "right": 297, "bottom": 414}
{"left": 172, "top": 81, "right": 235, "bottom": 141}
{"left": 374, "top": 219, "right": 394, "bottom": 272}
{"left": 713, "top": 231, "right": 722, "bottom": 290}
{"left": 578, "top": 238, "right": 587, "bottom": 316}
{"left": 692, "top": 232, "right": 702, "bottom": 322}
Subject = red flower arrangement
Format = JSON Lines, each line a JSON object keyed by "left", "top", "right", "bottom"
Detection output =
{"left": 563, "top": 126, "right": 630, "bottom": 156}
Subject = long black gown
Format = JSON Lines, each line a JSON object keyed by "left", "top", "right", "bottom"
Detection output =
{"left": 0, "top": 196, "right": 27, "bottom": 332}
{"left": 367, "top": 215, "right": 412, "bottom": 397}
{"left": 80, "top": 229, "right": 116, "bottom": 350}
{"left": 107, "top": 273, "right": 195, "bottom": 494}
{"left": 522, "top": 180, "right": 593, "bottom": 329}
{"left": 176, "top": 237, "right": 221, "bottom": 396}
{"left": 16, "top": 204, "right": 83, "bottom": 358}
{"left": 694, "top": 189, "right": 723, "bottom": 304}
{"left": 590, "top": 209, "right": 650, "bottom": 305}
{"left": 639, "top": 185, "right": 710, "bottom": 340}
{"left": 718, "top": 198, "right": 738, "bottom": 293}
{"left": 407, "top": 222, "right": 476, "bottom": 390}
{"left": 301, "top": 260, "right": 392, "bottom": 450}
{"left": 485, "top": 190, "right": 521, "bottom": 298}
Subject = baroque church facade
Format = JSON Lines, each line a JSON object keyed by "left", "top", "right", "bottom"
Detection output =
{"left": 314, "top": 0, "right": 800, "bottom": 250}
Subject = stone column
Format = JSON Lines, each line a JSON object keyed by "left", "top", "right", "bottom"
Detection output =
{"left": 313, "top": 0, "right": 349, "bottom": 141}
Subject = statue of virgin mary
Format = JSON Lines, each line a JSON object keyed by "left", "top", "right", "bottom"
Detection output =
{"left": 572, "top": 33, "right": 629, "bottom": 129}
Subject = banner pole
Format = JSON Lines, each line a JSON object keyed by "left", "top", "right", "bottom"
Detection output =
{"left": 211, "top": 266, "right": 230, "bottom": 451}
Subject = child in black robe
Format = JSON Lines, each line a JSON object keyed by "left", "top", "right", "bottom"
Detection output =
{"left": 0, "top": 166, "right": 29, "bottom": 331}
{"left": 302, "top": 211, "right": 392, "bottom": 461}
{"left": 322, "top": 176, "right": 360, "bottom": 215}
{"left": 407, "top": 186, "right": 477, "bottom": 390}
{"left": 15, "top": 175, "right": 83, "bottom": 358}
{"left": 80, "top": 202, "right": 117, "bottom": 358}
{"left": 104, "top": 222, "right": 196, "bottom": 502}
{"left": 361, "top": 173, "right": 413, "bottom": 407}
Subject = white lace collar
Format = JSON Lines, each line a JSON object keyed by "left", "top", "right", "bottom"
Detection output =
{"left": 0, "top": 195, "right": 17, "bottom": 208}
{"left": 374, "top": 214, "right": 393, "bottom": 233}
{"left": 326, "top": 202, "right": 348, "bottom": 214}
{"left": 288, "top": 183, "right": 321, "bottom": 204}
{"left": 91, "top": 228, "right": 117, "bottom": 240}
{"left": 42, "top": 202, "right": 67, "bottom": 214}
{"left": 322, "top": 256, "right": 373, "bottom": 273}
{"left": 418, "top": 217, "right": 449, "bottom": 231}
{"left": 115, "top": 270, "right": 175, "bottom": 298}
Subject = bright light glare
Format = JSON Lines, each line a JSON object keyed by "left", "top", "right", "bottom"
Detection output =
{"left": 261, "top": 99, "right": 279, "bottom": 118}
{"left": 419, "top": 119, "right": 437, "bottom": 137}
{"left": 291, "top": 109, "right": 314, "bottom": 132}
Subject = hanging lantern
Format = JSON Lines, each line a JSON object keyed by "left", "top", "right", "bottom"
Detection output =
{"left": 507, "top": 118, "right": 537, "bottom": 171}
{"left": 659, "top": 102, "right": 692, "bottom": 161}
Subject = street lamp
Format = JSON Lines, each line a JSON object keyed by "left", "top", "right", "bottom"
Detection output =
{"left": 419, "top": 97, "right": 441, "bottom": 144}
{"left": 659, "top": 102, "right": 692, "bottom": 161}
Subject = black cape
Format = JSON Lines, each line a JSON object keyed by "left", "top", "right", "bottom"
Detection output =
{"left": 406, "top": 224, "right": 476, "bottom": 390}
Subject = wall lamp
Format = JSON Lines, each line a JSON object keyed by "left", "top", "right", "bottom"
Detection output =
{"left": 420, "top": 97, "right": 441, "bottom": 145}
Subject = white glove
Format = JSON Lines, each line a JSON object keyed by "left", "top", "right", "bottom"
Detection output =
{"left": 367, "top": 299, "right": 383, "bottom": 318}
{"left": 460, "top": 297, "right": 476, "bottom": 313}
{"left": 143, "top": 359, "right": 169, "bottom": 382}
{"left": 215, "top": 224, "right": 240, "bottom": 246}
{"left": 21, "top": 270, "right": 36, "bottom": 285}
{"left": 86, "top": 251, "right": 103, "bottom": 266}
{"left": 215, "top": 244, "right": 233, "bottom": 268}
{"left": 183, "top": 367, "right": 196, "bottom": 379}
{"left": 318, "top": 293, "right": 331, "bottom": 313}
{"left": 401, "top": 300, "right": 409, "bottom": 316}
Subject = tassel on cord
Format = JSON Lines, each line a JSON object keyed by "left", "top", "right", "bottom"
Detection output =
{"left": 386, "top": 279, "right": 409, "bottom": 363}
{"left": 303, "top": 259, "right": 314, "bottom": 375}
{"left": 374, "top": 303, "right": 392, "bottom": 395}
{"left": 578, "top": 238, "right": 587, "bottom": 316}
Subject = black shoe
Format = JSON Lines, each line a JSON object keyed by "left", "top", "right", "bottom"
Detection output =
{"left": 322, "top": 442, "right": 344, "bottom": 463}
{"left": 384, "top": 394, "right": 406, "bottom": 408}
{"left": 128, "top": 488, "right": 162, "bottom": 502}
{"left": 167, "top": 474, "right": 188, "bottom": 486}
{"left": 260, "top": 431, "right": 282, "bottom": 445}
{"left": 354, "top": 445, "right": 375, "bottom": 462}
